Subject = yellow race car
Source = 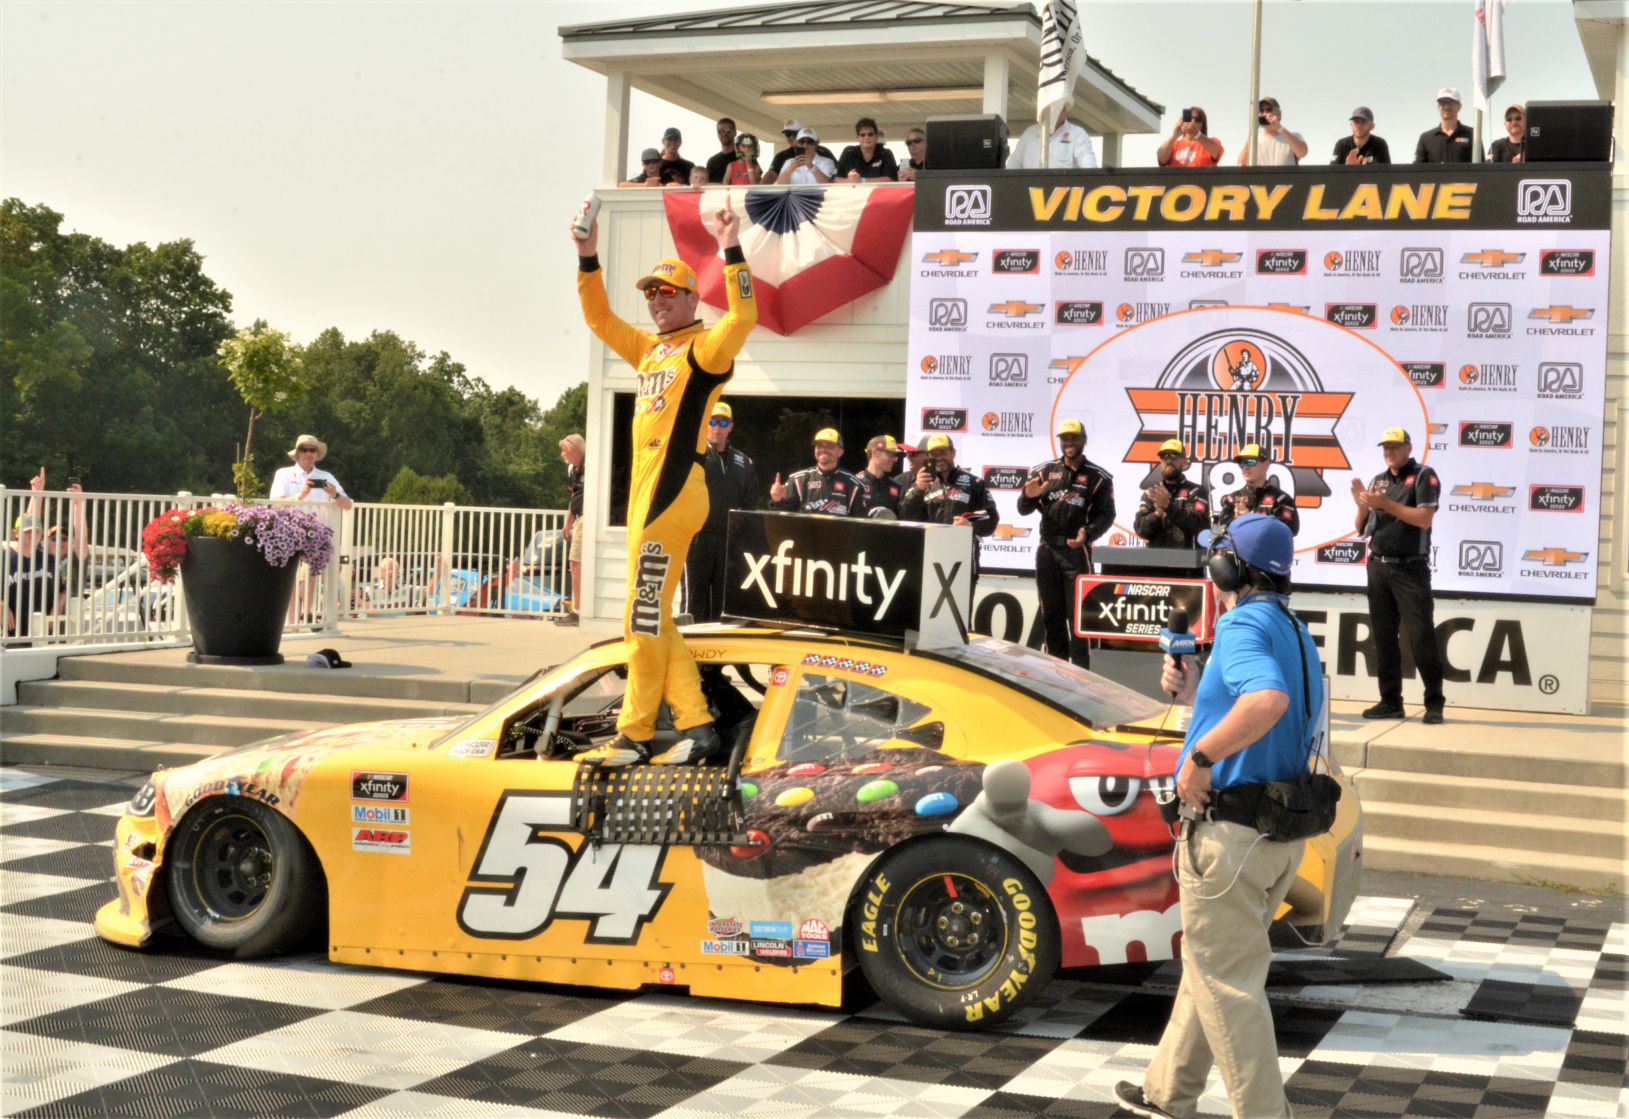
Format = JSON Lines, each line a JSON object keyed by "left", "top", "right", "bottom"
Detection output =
{"left": 96, "top": 623, "right": 1361, "bottom": 1030}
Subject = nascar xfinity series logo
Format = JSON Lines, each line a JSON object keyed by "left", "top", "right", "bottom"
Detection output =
{"left": 1539, "top": 249, "right": 1593, "bottom": 276}
{"left": 1121, "top": 328, "right": 1352, "bottom": 508}
{"left": 1256, "top": 249, "right": 1306, "bottom": 275}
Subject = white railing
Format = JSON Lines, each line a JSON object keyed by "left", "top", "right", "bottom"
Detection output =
{"left": 0, "top": 489, "right": 569, "bottom": 652}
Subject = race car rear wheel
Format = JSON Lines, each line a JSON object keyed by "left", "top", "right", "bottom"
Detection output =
{"left": 852, "top": 836, "right": 1061, "bottom": 1031}
{"left": 165, "top": 797, "right": 324, "bottom": 958}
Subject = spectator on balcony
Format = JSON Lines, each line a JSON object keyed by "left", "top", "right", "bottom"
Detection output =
{"left": 1331, "top": 106, "right": 1391, "bottom": 165}
{"left": 1491, "top": 103, "right": 1525, "bottom": 162}
{"left": 766, "top": 128, "right": 836, "bottom": 185}
{"left": 770, "top": 428, "right": 866, "bottom": 515}
{"left": 899, "top": 128, "right": 927, "bottom": 181}
{"left": 623, "top": 148, "right": 664, "bottom": 188}
{"left": 271, "top": 435, "right": 353, "bottom": 510}
{"left": 1414, "top": 87, "right": 1482, "bottom": 163}
{"left": 1008, "top": 105, "right": 1099, "bottom": 169}
{"left": 1238, "top": 97, "right": 1307, "bottom": 165}
{"left": 1157, "top": 106, "right": 1223, "bottom": 167}
{"left": 768, "top": 119, "right": 835, "bottom": 179}
{"left": 556, "top": 433, "right": 585, "bottom": 626}
{"left": 4, "top": 514, "right": 54, "bottom": 640}
{"left": 838, "top": 117, "right": 899, "bottom": 181}
{"left": 687, "top": 165, "right": 709, "bottom": 188}
{"left": 724, "top": 133, "right": 765, "bottom": 185}
{"left": 657, "top": 128, "right": 694, "bottom": 185}
{"left": 705, "top": 117, "right": 739, "bottom": 183}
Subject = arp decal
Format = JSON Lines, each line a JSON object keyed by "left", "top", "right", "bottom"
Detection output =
{"left": 353, "top": 828, "right": 411, "bottom": 855}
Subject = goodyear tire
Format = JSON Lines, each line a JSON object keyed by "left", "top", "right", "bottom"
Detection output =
{"left": 165, "top": 797, "right": 325, "bottom": 958}
{"left": 852, "top": 836, "right": 1061, "bottom": 1030}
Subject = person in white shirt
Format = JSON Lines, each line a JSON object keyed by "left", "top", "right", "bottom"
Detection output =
{"left": 767, "top": 127, "right": 836, "bottom": 184}
{"left": 1238, "top": 96, "right": 1307, "bottom": 166}
{"left": 270, "top": 434, "right": 353, "bottom": 509}
{"left": 1007, "top": 105, "right": 1099, "bottom": 170}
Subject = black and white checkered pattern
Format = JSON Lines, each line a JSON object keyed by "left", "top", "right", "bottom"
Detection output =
{"left": 1, "top": 767, "right": 1623, "bottom": 1118}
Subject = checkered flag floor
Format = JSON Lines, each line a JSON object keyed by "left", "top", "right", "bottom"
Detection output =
{"left": 2, "top": 768, "right": 1623, "bottom": 1118}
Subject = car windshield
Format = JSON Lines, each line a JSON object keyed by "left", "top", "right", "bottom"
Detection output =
{"left": 929, "top": 635, "right": 1167, "bottom": 728}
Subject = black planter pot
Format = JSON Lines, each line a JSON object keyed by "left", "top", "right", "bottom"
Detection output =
{"left": 179, "top": 536, "right": 301, "bottom": 665}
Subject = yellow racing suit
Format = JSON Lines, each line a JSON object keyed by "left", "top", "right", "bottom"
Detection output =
{"left": 577, "top": 251, "right": 756, "bottom": 740}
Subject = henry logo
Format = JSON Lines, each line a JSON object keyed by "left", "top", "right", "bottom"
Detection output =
{"left": 1323, "top": 249, "right": 1381, "bottom": 276}
{"left": 1055, "top": 300, "right": 1104, "bottom": 326}
{"left": 1516, "top": 178, "right": 1572, "bottom": 223}
{"left": 1529, "top": 485, "right": 1585, "bottom": 512}
{"left": 1539, "top": 249, "right": 1594, "bottom": 276}
{"left": 1325, "top": 303, "right": 1378, "bottom": 329}
{"left": 918, "top": 353, "right": 972, "bottom": 381}
{"left": 1181, "top": 249, "right": 1243, "bottom": 277}
{"left": 980, "top": 411, "right": 1034, "bottom": 436}
{"left": 1121, "top": 327, "right": 1353, "bottom": 508}
{"left": 351, "top": 771, "right": 408, "bottom": 802}
{"left": 1053, "top": 249, "right": 1108, "bottom": 275}
{"left": 988, "top": 353, "right": 1029, "bottom": 387}
{"left": 1388, "top": 304, "right": 1448, "bottom": 331}
{"left": 1458, "top": 540, "right": 1504, "bottom": 576}
{"left": 982, "top": 466, "right": 1029, "bottom": 489}
{"left": 1316, "top": 540, "right": 1367, "bottom": 565}
{"left": 1537, "top": 362, "right": 1584, "bottom": 400}
{"left": 1115, "top": 301, "right": 1170, "bottom": 326}
{"left": 927, "top": 298, "right": 968, "bottom": 331}
{"left": 1401, "top": 362, "right": 1445, "bottom": 388}
{"left": 1458, "top": 421, "right": 1513, "bottom": 448}
{"left": 1457, "top": 363, "right": 1518, "bottom": 391}
{"left": 944, "top": 184, "right": 993, "bottom": 225}
{"left": 1255, "top": 249, "right": 1306, "bottom": 275}
{"left": 921, "top": 408, "right": 968, "bottom": 432}
{"left": 1527, "top": 305, "right": 1595, "bottom": 336}
{"left": 993, "top": 249, "right": 1040, "bottom": 274}
{"left": 1123, "top": 247, "right": 1165, "bottom": 282}
{"left": 1529, "top": 425, "right": 1591, "bottom": 454}
{"left": 1466, "top": 302, "right": 1512, "bottom": 339}
{"left": 921, "top": 249, "right": 977, "bottom": 267}
{"left": 1399, "top": 247, "right": 1444, "bottom": 282}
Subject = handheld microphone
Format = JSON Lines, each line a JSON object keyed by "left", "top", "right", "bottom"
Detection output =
{"left": 1159, "top": 610, "right": 1196, "bottom": 696}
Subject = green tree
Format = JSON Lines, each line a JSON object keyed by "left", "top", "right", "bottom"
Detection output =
{"left": 217, "top": 321, "right": 305, "bottom": 498}
{"left": 379, "top": 465, "right": 470, "bottom": 505}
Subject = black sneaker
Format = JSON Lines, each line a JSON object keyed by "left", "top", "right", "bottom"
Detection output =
{"left": 1112, "top": 1082, "right": 1177, "bottom": 1119}
{"left": 1362, "top": 702, "right": 1406, "bottom": 720}
{"left": 654, "top": 723, "right": 722, "bottom": 766}
{"left": 1422, "top": 705, "right": 1445, "bottom": 725}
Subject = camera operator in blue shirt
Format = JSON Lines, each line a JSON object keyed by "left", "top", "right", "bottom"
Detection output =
{"left": 1117, "top": 513, "right": 1325, "bottom": 1119}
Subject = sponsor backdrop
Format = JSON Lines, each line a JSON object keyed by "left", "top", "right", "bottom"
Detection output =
{"left": 908, "top": 167, "right": 1610, "bottom": 602}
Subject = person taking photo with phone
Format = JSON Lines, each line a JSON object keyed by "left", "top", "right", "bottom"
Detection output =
{"left": 900, "top": 433, "right": 999, "bottom": 606}
{"left": 1158, "top": 106, "right": 1223, "bottom": 167}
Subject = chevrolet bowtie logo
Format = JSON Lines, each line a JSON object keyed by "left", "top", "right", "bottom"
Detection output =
{"left": 1460, "top": 249, "right": 1524, "bottom": 267}
{"left": 1529, "top": 305, "right": 1594, "bottom": 323}
{"left": 1267, "top": 302, "right": 1309, "bottom": 313}
{"left": 1429, "top": 424, "right": 1448, "bottom": 435}
{"left": 922, "top": 250, "right": 977, "bottom": 266}
{"left": 1050, "top": 357, "right": 1084, "bottom": 369}
{"left": 1453, "top": 482, "right": 1516, "bottom": 500}
{"left": 1523, "top": 547, "right": 1587, "bottom": 566}
{"left": 1183, "top": 250, "right": 1242, "bottom": 266}
{"left": 988, "top": 300, "right": 1044, "bottom": 317}
{"left": 992, "top": 524, "right": 1033, "bottom": 540}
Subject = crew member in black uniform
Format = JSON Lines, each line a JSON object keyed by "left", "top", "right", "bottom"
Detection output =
{"left": 856, "top": 434, "right": 904, "bottom": 516}
{"left": 900, "top": 433, "right": 998, "bottom": 603}
{"left": 893, "top": 440, "right": 926, "bottom": 492}
{"left": 1016, "top": 418, "right": 1115, "bottom": 668}
{"left": 1216, "top": 442, "right": 1300, "bottom": 536}
{"left": 1352, "top": 426, "right": 1445, "bottom": 724}
{"left": 684, "top": 401, "right": 758, "bottom": 622}
{"left": 1133, "top": 438, "right": 1210, "bottom": 548}
{"left": 770, "top": 427, "right": 867, "bottom": 515}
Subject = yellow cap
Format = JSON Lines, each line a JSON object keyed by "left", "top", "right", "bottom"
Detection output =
{"left": 1233, "top": 442, "right": 1268, "bottom": 461}
{"left": 865, "top": 435, "right": 899, "bottom": 454}
{"left": 711, "top": 401, "right": 733, "bottom": 419}
{"left": 1157, "top": 438, "right": 1186, "bottom": 456}
{"left": 924, "top": 433, "right": 952, "bottom": 451}
{"left": 1377, "top": 426, "right": 1411, "bottom": 445}
{"left": 635, "top": 258, "right": 699, "bottom": 293}
{"left": 1056, "top": 418, "right": 1085, "bottom": 437}
{"left": 813, "top": 427, "right": 842, "bottom": 445}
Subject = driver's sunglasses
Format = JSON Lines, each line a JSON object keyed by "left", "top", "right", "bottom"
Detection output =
{"left": 709, "top": 417, "right": 732, "bottom": 427}
{"left": 1158, "top": 452, "right": 1183, "bottom": 461}
{"left": 643, "top": 284, "right": 684, "bottom": 301}
{"left": 1235, "top": 456, "right": 1263, "bottom": 466}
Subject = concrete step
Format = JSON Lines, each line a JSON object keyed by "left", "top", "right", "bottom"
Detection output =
{"left": 1363, "top": 833, "right": 1627, "bottom": 894}
{"left": 1349, "top": 736, "right": 1624, "bottom": 788}
{"left": 1359, "top": 799, "right": 1627, "bottom": 861}
{"left": 56, "top": 654, "right": 529, "bottom": 705}
{"left": 1, "top": 706, "right": 333, "bottom": 748}
{"left": 1352, "top": 769, "right": 1627, "bottom": 823}
{"left": 15, "top": 679, "right": 481, "bottom": 724}
{"left": 0, "top": 733, "right": 233, "bottom": 772}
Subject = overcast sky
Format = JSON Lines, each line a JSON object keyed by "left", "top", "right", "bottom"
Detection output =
{"left": 3, "top": 0, "right": 1598, "bottom": 411}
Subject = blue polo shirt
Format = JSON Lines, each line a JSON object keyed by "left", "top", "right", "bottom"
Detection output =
{"left": 1179, "top": 593, "right": 1322, "bottom": 789}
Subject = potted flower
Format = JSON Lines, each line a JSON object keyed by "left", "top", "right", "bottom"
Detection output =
{"left": 142, "top": 504, "right": 334, "bottom": 664}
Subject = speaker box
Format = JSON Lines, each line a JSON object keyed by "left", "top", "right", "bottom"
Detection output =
{"left": 925, "top": 114, "right": 1009, "bottom": 170}
{"left": 1523, "top": 100, "right": 1613, "bottom": 162}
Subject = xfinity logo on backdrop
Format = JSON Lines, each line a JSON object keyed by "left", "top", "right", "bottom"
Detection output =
{"left": 1516, "top": 179, "right": 1572, "bottom": 223}
{"left": 1316, "top": 540, "right": 1367, "bottom": 565}
{"left": 921, "top": 408, "right": 968, "bottom": 432}
{"left": 1459, "top": 421, "right": 1514, "bottom": 448}
{"left": 1529, "top": 485, "right": 1586, "bottom": 512}
{"left": 1401, "top": 362, "right": 1445, "bottom": 388}
{"left": 1325, "top": 303, "right": 1378, "bottom": 329}
{"left": 1255, "top": 249, "right": 1306, "bottom": 275}
{"left": 1539, "top": 249, "right": 1594, "bottom": 276}
{"left": 1398, "top": 247, "right": 1443, "bottom": 282}
{"left": 1055, "top": 301, "right": 1104, "bottom": 326}
{"left": 982, "top": 466, "right": 1029, "bottom": 489}
{"left": 993, "top": 249, "right": 1040, "bottom": 273}
{"left": 738, "top": 539, "right": 907, "bottom": 620}
{"left": 944, "top": 185, "right": 993, "bottom": 226}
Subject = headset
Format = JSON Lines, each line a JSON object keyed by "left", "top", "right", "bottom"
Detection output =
{"left": 1205, "top": 521, "right": 1247, "bottom": 592}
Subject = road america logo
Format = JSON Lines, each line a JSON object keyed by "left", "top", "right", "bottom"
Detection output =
{"left": 988, "top": 353, "right": 1029, "bottom": 387}
{"left": 1325, "top": 303, "right": 1378, "bottom": 329}
{"left": 944, "top": 185, "right": 993, "bottom": 225}
{"left": 1466, "top": 303, "right": 1512, "bottom": 339}
{"left": 1256, "top": 249, "right": 1306, "bottom": 275}
{"left": 1056, "top": 301, "right": 1104, "bottom": 326}
{"left": 1399, "top": 248, "right": 1443, "bottom": 282}
{"left": 1539, "top": 249, "right": 1593, "bottom": 276}
{"left": 921, "top": 408, "right": 967, "bottom": 432}
{"left": 993, "top": 249, "right": 1040, "bottom": 273}
{"left": 1516, "top": 179, "right": 1572, "bottom": 223}
{"left": 1458, "top": 540, "right": 1503, "bottom": 577}
{"left": 927, "top": 298, "right": 968, "bottom": 332}
{"left": 1537, "top": 362, "right": 1584, "bottom": 400}
{"left": 1123, "top": 247, "right": 1165, "bottom": 282}
{"left": 1459, "top": 421, "right": 1513, "bottom": 448}
{"left": 1316, "top": 540, "right": 1367, "bottom": 565}
{"left": 1529, "top": 485, "right": 1585, "bottom": 512}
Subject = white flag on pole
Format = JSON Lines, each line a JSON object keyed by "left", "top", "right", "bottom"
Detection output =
{"left": 1472, "top": 0, "right": 1510, "bottom": 113}
{"left": 1037, "top": 0, "right": 1087, "bottom": 128}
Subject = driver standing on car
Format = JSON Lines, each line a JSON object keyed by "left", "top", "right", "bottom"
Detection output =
{"left": 572, "top": 209, "right": 756, "bottom": 766}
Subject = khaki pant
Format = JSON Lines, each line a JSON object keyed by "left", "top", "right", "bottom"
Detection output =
{"left": 1144, "top": 819, "right": 1303, "bottom": 1119}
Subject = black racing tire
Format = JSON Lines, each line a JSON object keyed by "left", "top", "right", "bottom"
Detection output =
{"left": 165, "top": 797, "right": 325, "bottom": 958}
{"left": 851, "top": 836, "right": 1061, "bottom": 1031}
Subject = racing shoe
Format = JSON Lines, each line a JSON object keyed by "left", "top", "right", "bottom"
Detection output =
{"left": 577, "top": 734, "right": 653, "bottom": 767}
{"left": 1112, "top": 1082, "right": 1177, "bottom": 1119}
{"left": 654, "top": 723, "right": 723, "bottom": 766}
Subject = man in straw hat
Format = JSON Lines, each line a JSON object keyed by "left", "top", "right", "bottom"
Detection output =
{"left": 270, "top": 435, "right": 353, "bottom": 510}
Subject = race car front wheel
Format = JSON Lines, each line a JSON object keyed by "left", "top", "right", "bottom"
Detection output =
{"left": 852, "top": 836, "right": 1061, "bottom": 1030}
{"left": 165, "top": 797, "right": 325, "bottom": 958}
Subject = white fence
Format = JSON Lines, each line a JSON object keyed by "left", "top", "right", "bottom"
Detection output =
{"left": 0, "top": 489, "right": 570, "bottom": 652}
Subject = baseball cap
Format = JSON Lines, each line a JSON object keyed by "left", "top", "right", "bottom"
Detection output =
{"left": 866, "top": 435, "right": 900, "bottom": 454}
{"left": 662, "top": 127, "right": 682, "bottom": 141}
{"left": 1233, "top": 442, "right": 1268, "bottom": 462}
{"left": 640, "top": 147, "right": 660, "bottom": 163}
{"left": 1436, "top": 86, "right": 1462, "bottom": 104}
{"left": 1350, "top": 106, "right": 1374, "bottom": 123}
{"left": 711, "top": 402, "right": 733, "bottom": 420}
{"left": 813, "top": 427, "right": 842, "bottom": 446}
{"left": 1197, "top": 514, "right": 1293, "bottom": 577}
{"left": 924, "top": 434, "right": 952, "bottom": 451}
{"left": 1056, "top": 418, "right": 1085, "bottom": 437}
{"left": 305, "top": 648, "right": 353, "bottom": 669}
{"left": 782, "top": 118, "right": 806, "bottom": 134}
{"left": 1157, "top": 438, "right": 1186, "bottom": 456}
{"left": 1377, "top": 427, "right": 1411, "bottom": 446}
{"left": 635, "top": 258, "right": 698, "bottom": 293}
{"left": 1258, "top": 96, "right": 1280, "bottom": 111}
{"left": 796, "top": 127, "right": 818, "bottom": 143}
{"left": 13, "top": 514, "right": 38, "bottom": 532}
{"left": 897, "top": 441, "right": 920, "bottom": 454}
